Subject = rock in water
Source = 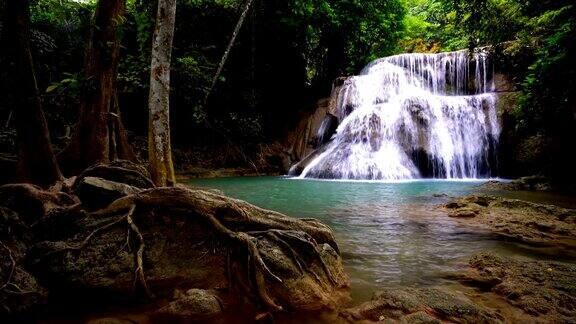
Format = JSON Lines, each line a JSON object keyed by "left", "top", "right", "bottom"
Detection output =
{"left": 344, "top": 252, "right": 576, "bottom": 323}
{"left": 442, "top": 195, "right": 576, "bottom": 251}
{"left": 455, "top": 252, "right": 576, "bottom": 322}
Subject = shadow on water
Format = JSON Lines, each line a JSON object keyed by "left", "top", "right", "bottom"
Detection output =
{"left": 188, "top": 176, "right": 575, "bottom": 304}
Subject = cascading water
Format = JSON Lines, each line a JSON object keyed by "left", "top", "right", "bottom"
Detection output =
{"left": 299, "top": 49, "right": 500, "bottom": 180}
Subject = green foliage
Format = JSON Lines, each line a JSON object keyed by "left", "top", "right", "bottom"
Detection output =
{"left": 118, "top": 55, "right": 150, "bottom": 93}
{"left": 173, "top": 55, "right": 214, "bottom": 124}
{"left": 287, "top": 0, "right": 406, "bottom": 79}
{"left": 401, "top": 0, "right": 526, "bottom": 52}
{"left": 516, "top": 4, "right": 575, "bottom": 132}
{"left": 45, "top": 72, "right": 81, "bottom": 95}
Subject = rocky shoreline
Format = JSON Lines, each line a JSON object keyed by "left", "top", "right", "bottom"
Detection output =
{"left": 2, "top": 169, "right": 576, "bottom": 323}
{"left": 343, "top": 191, "right": 576, "bottom": 323}
{"left": 441, "top": 194, "right": 576, "bottom": 254}
{"left": 344, "top": 251, "right": 576, "bottom": 323}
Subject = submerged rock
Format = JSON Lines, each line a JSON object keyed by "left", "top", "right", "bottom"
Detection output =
{"left": 442, "top": 195, "right": 576, "bottom": 250}
{"left": 345, "top": 251, "right": 576, "bottom": 323}
{"left": 455, "top": 252, "right": 576, "bottom": 322}
{"left": 479, "top": 175, "right": 553, "bottom": 192}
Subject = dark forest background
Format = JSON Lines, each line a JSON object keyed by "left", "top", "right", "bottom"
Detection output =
{"left": 0, "top": 0, "right": 574, "bottom": 181}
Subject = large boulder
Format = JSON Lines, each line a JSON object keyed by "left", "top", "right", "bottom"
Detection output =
{"left": 74, "top": 176, "right": 141, "bottom": 209}
{"left": 74, "top": 160, "right": 155, "bottom": 190}
{"left": 28, "top": 187, "right": 349, "bottom": 317}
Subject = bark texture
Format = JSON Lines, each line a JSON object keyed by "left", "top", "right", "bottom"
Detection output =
{"left": 0, "top": 0, "right": 63, "bottom": 187}
{"left": 58, "top": 0, "right": 135, "bottom": 176}
{"left": 148, "top": 0, "right": 177, "bottom": 186}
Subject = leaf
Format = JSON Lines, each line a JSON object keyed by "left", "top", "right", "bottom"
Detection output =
{"left": 45, "top": 84, "right": 59, "bottom": 93}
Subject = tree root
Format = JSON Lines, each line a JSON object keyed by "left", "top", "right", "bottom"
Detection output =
{"left": 45, "top": 186, "right": 339, "bottom": 312}
{"left": 248, "top": 230, "right": 338, "bottom": 286}
{"left": 125, "top": 205, "right": 153, "bottom": 298}
{"left": 41, "top": 206, "right": 154, "bottom": 298}
{"left": 0, "top": 240, "right": 16, "bottom": 291}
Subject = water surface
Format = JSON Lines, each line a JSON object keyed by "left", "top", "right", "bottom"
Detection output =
{"left": 188, "top": 177, "right": 540, "bottom": 302}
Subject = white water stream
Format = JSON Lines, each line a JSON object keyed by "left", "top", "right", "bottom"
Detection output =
{"left": 300, "top": 50, "right": 500, "bottom": 180}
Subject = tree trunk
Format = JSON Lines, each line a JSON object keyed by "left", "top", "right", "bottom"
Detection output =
{"left": 58, "top": 0, "right": 135, "bottom": 176}
{"left": 148, "top": 0, "right": 177, "bottom": 187}
{"left": 0, "top": 0, "right": 63, "bottom": 187}
{"left": 203, "top": 0, "right": 255, "bottom": 105}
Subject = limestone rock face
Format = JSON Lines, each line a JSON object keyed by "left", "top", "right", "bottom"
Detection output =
{"left": 286, "top": 77, "right": 345, "bottom": 164}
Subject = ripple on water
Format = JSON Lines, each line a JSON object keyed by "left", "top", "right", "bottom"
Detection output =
{"left": 187, "top": 176, "right": 565, "bottom": 303}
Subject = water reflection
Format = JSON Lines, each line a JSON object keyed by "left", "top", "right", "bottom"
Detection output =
{"left": 323, "top": 201, "right": 501, "bottom": 301}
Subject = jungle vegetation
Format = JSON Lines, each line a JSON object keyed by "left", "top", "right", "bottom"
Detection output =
{"left": 0, "top": 0, "right": 574, "bottom": 184}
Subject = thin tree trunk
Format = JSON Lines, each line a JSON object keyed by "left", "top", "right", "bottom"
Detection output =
{"left": 148, "top": 0, "right": 177, "bottom": 187}
{"left": 198, "top": 0, "right": 260, "bottom": 174}
{"left": 1, "top": 0, "right": 63, "bottom": 187}
{"left": 58, "top": 0, "right": 135, "bottom": 175}
{"left": 203, "top": 0, "right": 255, "bottom": 105}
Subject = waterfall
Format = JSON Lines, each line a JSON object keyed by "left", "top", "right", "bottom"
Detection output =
{"left": 299, "top": 49, "right": 500, "bottom": 180}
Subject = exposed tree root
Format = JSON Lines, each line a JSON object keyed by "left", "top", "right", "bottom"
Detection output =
{"left": 248, "top": 230, "right": 338, "bottom": 286}
{"left": 0, "top": 240, "right": 16, "bottom": 291}
{"left": 91, "top": 187, "right": 338, "bottom": 251}
{"left": 0, "top": 183, "right": 78, "bottom": 224}
{"left": 30, "top": 187, "right": 338, "bottom": 311}
{"left": 80, "top": 186, "right": 340, "bottom": 311}
{"left": 125, "top": 205, "right": 153, "bottom": 298}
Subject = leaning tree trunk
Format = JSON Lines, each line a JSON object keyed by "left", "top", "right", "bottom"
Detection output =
{"left": 148, "top": 0, "right": 177, "bottom": 187}
{"left": 0, "top": 0, "right": 63, "bottom": 187}
{"left": 58, "top": 0, "right": 135, "bottom": 176}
